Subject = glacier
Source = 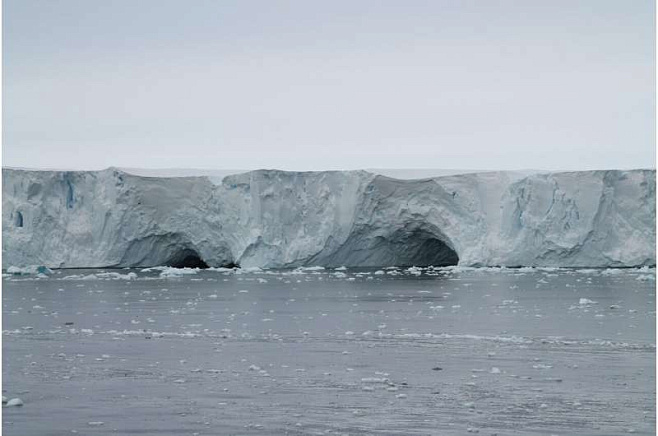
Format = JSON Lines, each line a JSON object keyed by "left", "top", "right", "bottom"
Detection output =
{"left": 2, "top": 168, "right": 655, "bottom": 269}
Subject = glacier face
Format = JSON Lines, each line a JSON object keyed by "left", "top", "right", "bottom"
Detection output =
{"left": 2, "top": 168, "right": 655, "bottom": 269}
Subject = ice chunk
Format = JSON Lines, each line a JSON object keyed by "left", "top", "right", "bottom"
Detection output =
{"left": 6, "top": 398, "right": 23, "bottom": 407}
{"left": 6, "top": 265, "right": 53, "bottom": 275}
{"left": 159, "top": 267, "right": 199, "bottom": 278}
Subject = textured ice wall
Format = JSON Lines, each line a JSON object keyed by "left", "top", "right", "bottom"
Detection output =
{"left": 2, "top": 168, "right": 655, "bottom": 268}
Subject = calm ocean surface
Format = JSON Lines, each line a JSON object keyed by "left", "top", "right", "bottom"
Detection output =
{"left": 3, "top": 266, "right": 655, "bottom": 435}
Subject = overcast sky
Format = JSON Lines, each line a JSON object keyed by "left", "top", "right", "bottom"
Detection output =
{"left": 3, "top": 0, "right": 655, "bottom": 171}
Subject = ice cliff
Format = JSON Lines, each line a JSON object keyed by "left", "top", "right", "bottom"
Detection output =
{"left": 2, "top": 168, "right": 655, "bottom": 269}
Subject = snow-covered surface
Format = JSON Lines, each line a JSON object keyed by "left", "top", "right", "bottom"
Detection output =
{"left": 366, "top": 168, "right": 542, "bottom": 180}
{"left": 124, "top": 167, "right": 508, "bottom": 180}
{"left": 2, "top": 168, "right": 655, "bottom": 268}
{"left": 116, "top": 167, "right": 540, "bottom": 181}
{"left": 117, "top": 167, "right": 245, "bottom": 184}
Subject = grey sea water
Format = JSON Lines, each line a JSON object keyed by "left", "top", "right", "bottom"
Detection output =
{"left": 2, "top": 266, "right": 656, "bottom": 435}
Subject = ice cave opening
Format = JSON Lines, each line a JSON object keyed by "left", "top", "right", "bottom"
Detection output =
{"left": 374, "top": 227, "right": 459, "bottom": 267}
{"left": 165, "top": 249, "right": 209, "bottom": 269}
{"left": 322, "top": 224, "right": 460, "bottom": 267}
{"left": 391, "top": 229, "right": 459, "bottom": 266}
{"left": 15, "top": 211, "right": 23, "bottom": 228}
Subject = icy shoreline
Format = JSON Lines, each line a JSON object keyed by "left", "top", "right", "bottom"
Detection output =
{"left": 3, "top": 168, "right": 655, "bottom": 269}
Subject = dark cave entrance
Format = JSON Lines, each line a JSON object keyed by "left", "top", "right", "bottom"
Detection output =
{"left": 15, "top": 211, "right": 23, "bottom": 228}
{"left": 165, "top": 249, "right": 209, "bottom": 269}
{"left": 321, "top": 224, "right": 460, "bottom": 268}
{"left": 407, "top": 232, "right": 459, "bottom": 267}
{"left": 377, "top": 227, "right": 459, "bottom": 267}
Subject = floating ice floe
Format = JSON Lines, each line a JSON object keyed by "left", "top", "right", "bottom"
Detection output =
{"left": 5, "top": 398, "right": 23, "bottom": 407}
{"left": 236, "top": 266, "right": 265, "bottom": 274}
{"left": 206, "top": 266, "right": 237, "bottom": 273}
{"left": 406, "top": 266, "right": 422, "bottom": 275}
{"left": 361, "top": 377, "right": 387, "bottom": 383}
{"left": 159, "top": 267, "right": 200, "bottom": 278}
{"left": 532, "top": 363, "right": 553, "bottom": 369}
{"left": 61, "top": 271, "right": 137, "bottom": 280}
{"left": 6, "top": 265, "right": 53, "bottom": 276}
{"left": 97, "top": 272, "right": 137, "bottom": 280}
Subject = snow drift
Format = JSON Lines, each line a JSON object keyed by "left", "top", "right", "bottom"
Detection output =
{"left": 2, "top": 168, "right": 655, "bottom": 268}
